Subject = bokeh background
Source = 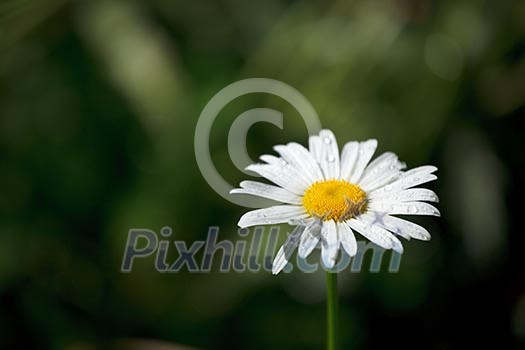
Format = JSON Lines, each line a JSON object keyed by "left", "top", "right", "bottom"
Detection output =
{"left": 1, "top": 0, "right": 524, "bottom": 349}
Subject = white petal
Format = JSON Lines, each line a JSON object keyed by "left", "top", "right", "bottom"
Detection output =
{"left": 246, "top": 163, "right": 308, "bottom": 195}
{"left": 361, "top": 212, "right": 411, "bottom": 240}
{"left": 369, "top": 166, "right": 438, "bottom": 197}
{"left": 369, "top": 188, "right": 439, "bottom": 203}
{"left": 349, "top": 139, "right": 378, "bottom": 183}
{"left": 230, "top": 181, "right": 303, "bottom": 204}
{"left": 337, "top": 221, "right": 357, "bottom": 256}
{"left": 272, "top": 225, "right": 304, "bottom": 274}
{"left": 318, "top": 130, "right": 340, "bottom": 179}
{"left": 359, "top": 152, "right": 405, "bottom": 187}
{"left": 237, "top": 205, "right": 307, "bottom": 228}
{"left": 309, "top": 135, "right": 322, "bottom": 168}
{"left": 260, "top": 154, "right": 282, "bottom": 165}
{"left": 321, "top": 220, "right": 339, "bottom": 268}
{"left": 289, "top": 142, "right": 325, "bottom": 180}
{"left": 348, "top": 216, "right": 404, "bottom": 253}
{"left": 368, "top": 201, "right": 441, "bottom": 217}
{"left": 298, "top": 221, "right": 322, "bottom": 258}
{"left": 274, "top": 143, "right": 324, "bottom": 183}
{"left": 340, "top": 141, "right": 359, "bottom": 181}
{"left": 273, "top": 145, "right": 314, "bottom": 186}
{"left": 365, "top": 213, "right": 431, "bottom": 240}
{"left": 360, "top": 170, "right": 402, "bottom": 192}
{"left": 288, "top": 217, "right": 316, "bottom": 226}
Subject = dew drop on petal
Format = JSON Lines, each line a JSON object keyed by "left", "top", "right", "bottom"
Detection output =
{"left": 324, "top": 137, "right": 332, "bottom": 144}
{"left": 327, "top": 155, "right": 335, "bottom": 162}
{"left": 408, "top": 205, "right": 418, "bottom": 214}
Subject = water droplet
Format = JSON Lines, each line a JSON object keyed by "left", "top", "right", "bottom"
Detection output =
{"left": 385, "top": 185, "right": 393, "bottom": 191}
{"left": 414, "top": 177, "right": 420, "bottom": 181}
{"left": 281, "top": 160, "right": 287, "bottom": 166}
{"left": 327, "top": 155, "right": 335, "bottom": 162}
{"left": 323, "top": 137, "right": 332, "bottom": 144}
{"left": 408, "top": 205, "right": 418, "bottom": 214}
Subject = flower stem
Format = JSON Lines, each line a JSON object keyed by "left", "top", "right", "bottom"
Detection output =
{"left": 326, "top": 271, "right": 339, "bottom": 350}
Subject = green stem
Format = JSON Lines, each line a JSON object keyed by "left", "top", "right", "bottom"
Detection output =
{"left": 326, "top": 271, "right": 339, "bottom": 350}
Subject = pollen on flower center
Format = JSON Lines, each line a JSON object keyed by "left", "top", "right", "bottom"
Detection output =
{"left": 302, "top": 180, "right": 367, "bottom": 221}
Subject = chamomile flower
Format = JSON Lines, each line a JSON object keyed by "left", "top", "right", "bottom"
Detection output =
{"left": 231, "top": 129, "right": 439, "bottom": 274}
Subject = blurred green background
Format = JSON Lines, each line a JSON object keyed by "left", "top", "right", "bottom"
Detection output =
{"left": 1, "top": 0, "right": 524, "bottom": 349}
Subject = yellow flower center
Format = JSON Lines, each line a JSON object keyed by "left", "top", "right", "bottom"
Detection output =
{"left": 302, "top": 180, "right": 367, "bottom": 221}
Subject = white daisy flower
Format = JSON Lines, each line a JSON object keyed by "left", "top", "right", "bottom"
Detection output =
{"left": 231, "top": 129, "right": 439, "bottom": 274}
